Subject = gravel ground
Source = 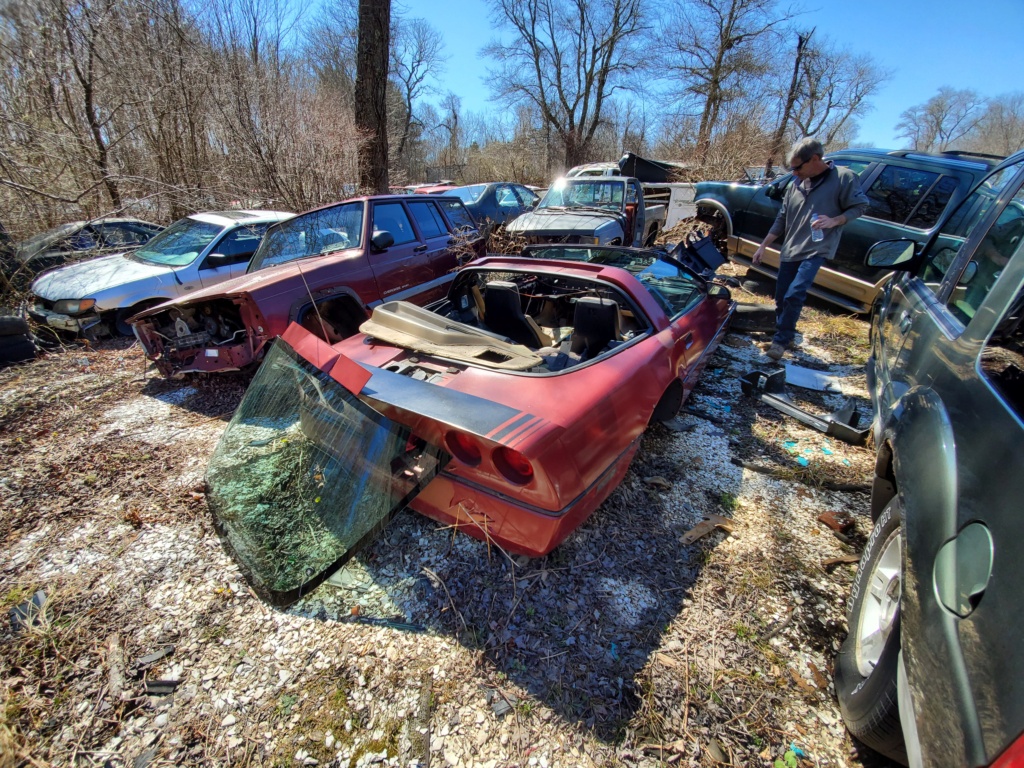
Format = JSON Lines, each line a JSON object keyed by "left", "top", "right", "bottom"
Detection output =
{"left": 0, "top": 277, "right": 900, "bottom": 768}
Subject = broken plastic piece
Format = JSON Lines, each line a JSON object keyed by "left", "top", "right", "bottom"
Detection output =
{"left": 8, "top": 590, "right": 47, "bottom": 633}
{"left": 680, "top": 514, "right": 735, "bottom": 545}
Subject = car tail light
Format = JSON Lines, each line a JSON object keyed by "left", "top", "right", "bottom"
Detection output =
{"left": 445, "top": 430, "right": 482, "bottom": 466}
{"left": 494, "top": 446, "right": 534, "bottom": 485}
{"left": 991, "top": 730, "right": 1024, "bottom": 767}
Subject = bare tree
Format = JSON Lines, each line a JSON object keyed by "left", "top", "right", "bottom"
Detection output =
{"left": 896, "top": 87, "right": 987, "bottom": 152}
{"left": 354, "top": 0, "right": 390, "bottom": 192}
{"left": 790, "top": 37, "right": 889, "bottom": 145}
{"left": 659, "top": 0, "right": 795, "bottom": 163}
{"left": 390, "top": 17, "right": 443, "bottom": 165}
{"left": 484, "top": 0, "right": 647, "bottom": 169}
{"left": 967, "top": 93, "right": 1024, "bottom": 156}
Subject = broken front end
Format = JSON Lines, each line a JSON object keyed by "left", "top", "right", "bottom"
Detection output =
{"left": 204, "top": 329, "right": 447, "bottom": 605}
{"left": 133, "top": 296, "right": 269, "bottom": 376}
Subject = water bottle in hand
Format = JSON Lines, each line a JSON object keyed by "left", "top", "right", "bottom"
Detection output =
{"left": 811, "top": 213, "right": 824, "bottom": 242}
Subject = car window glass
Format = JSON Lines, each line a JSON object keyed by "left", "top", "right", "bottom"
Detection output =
{"left": 980, "top": 280, "right": 1024, "bottom": 420}
{"left": 206, "top": 223, "right": 269, "bottom": 266}
{"left": 905, "top": 175, "right": 958, "bottom": 230}
{"left": 453, "top": 185, "right": 486, "bottom": 204}
{"left": 864, "top": 165, "right": 941, "bottom": 225}
{"left": 67, "top": 228, "right": 99, "bottom": 251}
{"left": 633, "top": 259, "right": 704, "bottom": 317}
{"left": 97, "top": 223, "right": 151, "bottom": 246}
{"left": 918, "top": 162, "right": 1024, "bottom": 289}
{"left": 249, "top": 203, "right": 364, "bottom": 271}
{"left": 438, "top": 199, "right": 476, "bottom": 232}
{"left": 133, "top": 218, "right": 222, "bottom": 267}
{"left": 514, "top": 186, "right": 538, "bottom": 205}
{"left": 831, "top": 159, "right": 872, "bottom": 176}
{"left": 946, "top": 186, "right": 1024, "bottom": 325}
{"left": 372, "top": 202, "right": 417, "bottom": 245}
{"left": 407, "top": 201, "right": 445, "bottom": 239}
{"left": 496, "top": 186, "right": 518, "bottom": 208}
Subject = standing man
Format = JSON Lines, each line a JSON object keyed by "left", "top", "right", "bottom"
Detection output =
{"left": 752, "top": 138, "right": 869, "bottom": 360}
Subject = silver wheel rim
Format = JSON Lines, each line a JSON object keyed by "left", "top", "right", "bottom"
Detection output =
{"left": 855, "top": 529, "right": 902, "bottom": 678}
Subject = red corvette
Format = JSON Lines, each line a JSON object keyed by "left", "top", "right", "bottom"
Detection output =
{"left": 204, "top": 246, "right": 734, "bottom": 604}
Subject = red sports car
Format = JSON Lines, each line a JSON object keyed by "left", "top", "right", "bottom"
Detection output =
{"left": 204, "top": 245, "right": 734, "bottom": 604}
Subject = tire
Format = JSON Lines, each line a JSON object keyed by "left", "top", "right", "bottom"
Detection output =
{"left": 0, "top": 333, "right": 37, "bottom": 365}
{"left": 115, "top": 301, "right": 161, "bottom": 337}
{"left": 730, "top": 303, "right": 777, "bottom": 333}
{"left": 835, "top": 497, "right": 907, "bottom": 764}
{"left": 0, "top": 316, "right": 30, "bottom": 336}
{"left": 651, "top": 380, "right": 683, "bottom": 423}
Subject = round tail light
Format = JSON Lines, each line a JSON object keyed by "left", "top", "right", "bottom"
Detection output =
{"left": 444, "top": 430, "right": 482, "bottom": 466}
{"left": 494, "top": 446, "right": 534, "bottom": 484}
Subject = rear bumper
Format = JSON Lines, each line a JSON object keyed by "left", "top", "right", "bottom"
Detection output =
{"left": 409, "top": 437, "right": 641, "bottom": 557}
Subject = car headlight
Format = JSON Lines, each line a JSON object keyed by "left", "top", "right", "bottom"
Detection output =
{"left": 52, "top": 299, "right": 96, "bottom": 315}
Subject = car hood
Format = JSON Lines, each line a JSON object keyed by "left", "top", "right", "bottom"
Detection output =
{"left": 506, "top": 208, "right": 621, "bottom": 235}
{"left": 31, "top": 252, "right": 173, "bottom": 300}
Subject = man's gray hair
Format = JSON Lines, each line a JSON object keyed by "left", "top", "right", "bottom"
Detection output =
{"left": 789, "top": 137, "right": 824, "bottom": 165}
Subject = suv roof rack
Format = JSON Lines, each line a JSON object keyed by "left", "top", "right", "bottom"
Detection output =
{"left": 886, "top": 149, "right": 1005, "bottom": 164}
{"left": 940, "top": 150, "right": 1006, "bottom": 162}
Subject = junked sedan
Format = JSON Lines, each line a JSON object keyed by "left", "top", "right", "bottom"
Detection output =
{"left": 203, "top": 246, "right": 734, "bottom": 604}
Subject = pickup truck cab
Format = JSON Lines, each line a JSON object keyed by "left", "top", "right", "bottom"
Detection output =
{"left": 506, "top": 176, "right": 667, "bottom": 247}
{"left": 132, "top": 195, "right": 483, "bottom": 377}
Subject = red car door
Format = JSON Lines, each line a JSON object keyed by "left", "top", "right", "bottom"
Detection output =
{"left": 367, "top": 201, "right": 425, "bottom": 302}
{"left": 406, "top": 199, "right": 461, "bottom": 305}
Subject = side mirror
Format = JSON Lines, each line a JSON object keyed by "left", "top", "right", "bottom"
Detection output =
{"left": 765, "top": 183, "right": 784, "bottom": 201}
{"left": 959, "top": 261, "right": 979, "bottom": 285}
{"left": 708, "top": 284, "right": 732, "bottom": 302}
{"left": 370, "top": 230, "right": 395, "bottom": 252}
{"left": 866, "top": 239, "right": 916, "bottom": 269}
{"left": 205, "top": 252, "right": 229, "bottom": 265}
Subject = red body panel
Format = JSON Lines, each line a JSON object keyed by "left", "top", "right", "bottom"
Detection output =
{"left": 328, "top": 259, "right": 734, "bottom": 556}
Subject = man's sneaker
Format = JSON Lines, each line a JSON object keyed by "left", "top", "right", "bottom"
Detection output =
{"left": 765, "top": 342, "right": 786, "bottom": 361}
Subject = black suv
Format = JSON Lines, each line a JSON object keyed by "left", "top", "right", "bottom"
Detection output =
{"left": 834, "top": 150, "right": 1024, "bottom": 766}
{"left": 694, "top": 149, "right": 1003, "bottom": 312}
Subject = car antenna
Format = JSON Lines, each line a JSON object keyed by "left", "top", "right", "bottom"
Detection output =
{"left": 294, "top": 262, "right": 335, "bottom": 364}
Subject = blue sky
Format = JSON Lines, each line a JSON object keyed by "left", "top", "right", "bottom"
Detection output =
{"left": 398, "top": 0, "right": 1024, "bottom": 149}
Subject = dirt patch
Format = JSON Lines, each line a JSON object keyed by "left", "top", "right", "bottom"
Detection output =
{"left": 0, "top": 312, "right": 897, "bottom": 766}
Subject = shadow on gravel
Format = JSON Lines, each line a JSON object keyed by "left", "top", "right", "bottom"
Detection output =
{"left": 281, "top": 418, "right": 733, "bottom": 743}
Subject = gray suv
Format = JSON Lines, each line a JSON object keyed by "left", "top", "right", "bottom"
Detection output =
{"left": 694, "top": 149, "right": 1002, "bottom": 312}
{"left": 835, "top": 150, "right": 1024, "bottom": 766}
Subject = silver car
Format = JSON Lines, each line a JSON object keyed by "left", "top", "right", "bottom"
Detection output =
{"left": 30, "top": 210, "right": 293, "bottom": 337}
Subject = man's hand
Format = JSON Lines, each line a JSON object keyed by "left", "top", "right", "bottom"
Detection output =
{"left": 811, "top": 214, "right": 845, "bottom": 231}
{"left": 752, "top": 245, "right": 765, "bottom": 265}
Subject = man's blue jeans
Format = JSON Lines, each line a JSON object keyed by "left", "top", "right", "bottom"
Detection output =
{"left": 774, "top": 256, "right": 825, "bottom": 346}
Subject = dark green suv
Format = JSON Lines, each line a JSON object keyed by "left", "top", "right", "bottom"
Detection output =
{"left": 835, "top": 151, "right": 1024, "bottom": 766}
{"left": 694, "top": 149, "right": 1002, "bottom": 312}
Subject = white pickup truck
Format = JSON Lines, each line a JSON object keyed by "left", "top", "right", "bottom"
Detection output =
{"left": 506, "top": 176, "right": 667, "bottom": 247}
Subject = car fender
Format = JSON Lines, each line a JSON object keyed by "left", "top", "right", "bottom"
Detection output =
{"left": 693, "top": 197, "right": 734, "bottom": 238}
{"left": 883, "top": 385, "right": 985, "bottom": 766}
{"left": 91, "top": 276, "right": 183, "bottom": 313}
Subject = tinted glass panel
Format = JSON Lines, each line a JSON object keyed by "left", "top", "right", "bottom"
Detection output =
{"left": 906, "top": 175, "right": 958, "bottom": 229}
{"left": 373, "top": 202, "right": 417, "bottom": 245}
{"left": 208, "top": 223, "right": 269, "bottom": 264}
{"left": 947, "top": 186, "right": 1024, "bottom": 324}
{"left": 249, "top": 203, "right": 363, "bottom": 271}
{"left": 831, "top": 159, "right": 872, "bottom": 176}
{"left": 407, "top": 201, "right": 445, "bottom": 238}
{"left": 96, "top": 223, "right": 153, "bottom": 246}
{"left": 865, "top": 165, "right": 940, "bottom": 224}
{"left": 205, "top": 339, "right": 445, "bottom": 605}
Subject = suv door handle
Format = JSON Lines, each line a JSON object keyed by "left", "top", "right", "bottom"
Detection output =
{"left": 413, "top": 244, "right": 428, "bottom": 253}
{"left": 899, "top": 310, "right": 912, "bottom": 335}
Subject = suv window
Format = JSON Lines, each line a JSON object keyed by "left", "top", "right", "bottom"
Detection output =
{"left": 919, "top": 161, "right": 1024, "bottom": 291}
{"left": 981, "top": 280, "right": 1024, "bottom": 421}
{"left": 864, "top": 165, "right": 942, "bottom": 226}
{"left": 372, "top": 202, "right": 416, "bottom": 245}
{"left": 832, "top": 159, "right": 872, "bottom": 176}
{"left": 947, "top": 185, "right": 1024, "bottom": 324}
{"left": 407, "top": 200, "right": 447, "bottom": 239}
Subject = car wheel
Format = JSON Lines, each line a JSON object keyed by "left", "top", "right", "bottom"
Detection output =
{"left": 835, "top": 496, "right": 907, "bottom": 764}
{"left": 0, "top": 332, "right": 38, "bottom": 365}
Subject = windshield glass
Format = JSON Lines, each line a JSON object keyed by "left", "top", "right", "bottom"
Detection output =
{"left": 17, "top": 222, "right": 83, "bottom": 256}
{"left": 453, "top": 185, "right": 486, "bottom": 204}
{"left": 205, "top": 339, "right": 446, "bottom": 605}
{"left": 249, "top": 202, "right": 364, "bottom": 272}
{"left": 133, "top": 218, "right": 222, "bottom": 266}
{"left": 537, "top": 179, "right": 625, "bottom": 211}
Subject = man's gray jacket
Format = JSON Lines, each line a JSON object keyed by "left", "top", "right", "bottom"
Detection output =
{"left": 768, "top": 162, "right": 870, "bottom": 262}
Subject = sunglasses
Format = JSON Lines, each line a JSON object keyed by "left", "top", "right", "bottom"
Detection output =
{"left": 789, "top": 159, "right": 806, "bottom": 172}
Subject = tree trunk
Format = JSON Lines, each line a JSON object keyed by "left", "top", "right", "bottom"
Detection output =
{"left": 355, "top": 0, "right": 390, "bottom": 194}
{"left": 767, "top": 30, "right": 812, "bottom": 174}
